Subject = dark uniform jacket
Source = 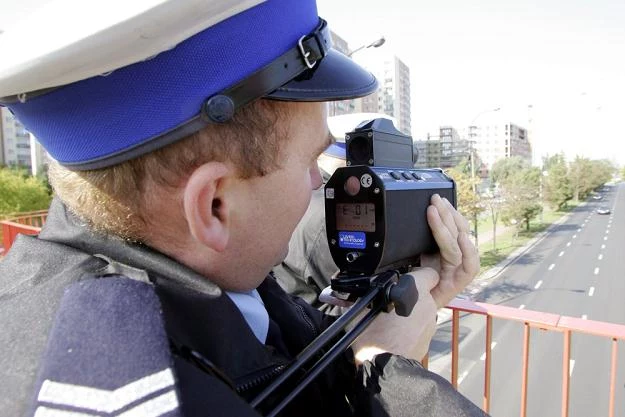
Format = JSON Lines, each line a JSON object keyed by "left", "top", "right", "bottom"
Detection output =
{"left": 0, "top": 198, "right": 488, "bottom": 417}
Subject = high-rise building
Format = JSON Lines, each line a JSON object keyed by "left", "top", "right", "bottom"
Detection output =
{"left": 355, "top": 54, "right": 411, "bottom": 135}
{"left": 378, "top": 56, "right": 411, "bottom": 136}
{"left": 468, "top": 122, "right": 532, "bottom": 171}
{"left": 1, "top": 107, "right": 47, "bottom": 174}
{"left": 413, "top": 126, "right": 470, "bottom": 169}
{"left": 327, "top": 32, "right": 411, "bottom": 137}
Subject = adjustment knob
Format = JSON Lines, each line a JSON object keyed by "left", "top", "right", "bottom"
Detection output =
{"left": 388, "top": 274, "right": 419, "bottom": 317}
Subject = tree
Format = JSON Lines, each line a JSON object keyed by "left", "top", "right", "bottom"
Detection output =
{"left": 482, "top": 190, "right": 504, "bottom": 251}
{"left": 445, "top": 167, "right": 484, "bottom": 245}
{"left": 454, "top": 153, "right": 484, "bottom": 178}
{"left": 569, "top": 156, "right": 594, "bottom": 201}
{"left": 587, "top": 159, "right": 615, "bottom": 190}
{"left": 543, "top": 153, "right": 572, "bottom": 210}
{"left": 490, "top": 156, "right": 527, "bottom": 185}
{"left": 493, "top": 162, "right": 542, "bottom": 232}
{"left": 0, "top": 168, "right": 52, "bottom": 217}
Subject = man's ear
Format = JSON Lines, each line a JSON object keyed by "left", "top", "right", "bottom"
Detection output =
{"left": 183, "top": 162, "right": 231, "bottom": 252}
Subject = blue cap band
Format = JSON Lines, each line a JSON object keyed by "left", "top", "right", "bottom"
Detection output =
{"left": 323, "top": 142, "right": 346, "bottom": 160}
{"left": 3, "top": 0, "right": 318, "bottom": 168}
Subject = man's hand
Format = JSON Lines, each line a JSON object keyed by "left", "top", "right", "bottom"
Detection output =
{"left": 350, "top": 194, "right": 480, "bottom": 364}
{"left": 351, "top": 268, "right": 439, "bottom": 363}
{"left": 421, "top": 194, "right": 480, "bottom": 308}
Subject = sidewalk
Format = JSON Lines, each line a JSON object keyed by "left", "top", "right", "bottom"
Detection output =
{"left": 475, "top": 223, "right": 515, "bottom": 247}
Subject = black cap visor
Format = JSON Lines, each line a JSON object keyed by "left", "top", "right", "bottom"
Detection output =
{"left": 267, "top": 49, "right": 378, "bottom": 102}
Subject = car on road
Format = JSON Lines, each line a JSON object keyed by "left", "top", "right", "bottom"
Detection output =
{"left": 596, "top": 207, "right": 611, "bottom": 215}
{"left": 592, "top": 194, "right": 602, "bottom": 200}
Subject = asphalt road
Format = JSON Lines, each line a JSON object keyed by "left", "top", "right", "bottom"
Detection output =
{"left": 429, "top": 183, "right": 625, "bottom": 417}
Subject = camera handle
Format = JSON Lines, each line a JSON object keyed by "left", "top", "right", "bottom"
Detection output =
{"left": 252, "top": 270, "right": 418, "bottom": 416}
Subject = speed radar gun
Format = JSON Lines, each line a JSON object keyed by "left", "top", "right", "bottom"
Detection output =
{"left": 252, "top": 118, "right": 456, "bottom": 416}
{"left": 325, "top": 118, "right": 457, "bottom": 296}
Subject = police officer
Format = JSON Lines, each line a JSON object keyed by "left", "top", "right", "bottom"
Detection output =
{"left": 0, "top": 1, "right": 485, "bottom": 416}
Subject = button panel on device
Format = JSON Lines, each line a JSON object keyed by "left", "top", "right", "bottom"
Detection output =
{"left": 390, "top": 172, "right": 401, "bottom": 180}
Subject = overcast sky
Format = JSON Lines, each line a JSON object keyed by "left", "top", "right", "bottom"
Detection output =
{"left": 317, "top": 0, "right": 625, "bottom": 166}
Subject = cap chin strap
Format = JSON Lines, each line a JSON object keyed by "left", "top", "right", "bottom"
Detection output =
{"left": 201, "top": 18, "right": 331, "bottom": 123}
{"left": 61, "top": 18, "right": 331, "bottom": 171}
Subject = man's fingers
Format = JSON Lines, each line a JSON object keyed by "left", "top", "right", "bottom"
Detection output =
{"left": 427, "top": 205, "right": 462, "bottom": 266}
{"left": 430, "top": 194, "right": 459, "bottom": 240}
{"left": 446, "top": 199, "right": 471, "bottom": 234}
{"left": 458, "top": 231, "right": 480, "bottom": 277}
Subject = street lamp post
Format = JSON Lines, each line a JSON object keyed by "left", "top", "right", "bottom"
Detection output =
{"left": 468, "top": 107, "right": 500, "bottom": 247}
{"left": 347, "top": 37, "right": 385, "bottom": 57}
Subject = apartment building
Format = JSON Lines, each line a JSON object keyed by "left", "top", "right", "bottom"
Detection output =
{"left": 414, "top": 126, "right": 470, "bottom": 169}
{"left": 1, "top": 107, "right": 47, "bottom": 174}
{"left": 376, "top": 56, "right": 411, "bottom": 135}
{"left": 468, "top": 122, "right": 532, "bottom": 171}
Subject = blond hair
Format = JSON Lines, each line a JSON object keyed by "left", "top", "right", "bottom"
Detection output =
{"left": 49, "top": 99, "right": 293, "bottom": 241}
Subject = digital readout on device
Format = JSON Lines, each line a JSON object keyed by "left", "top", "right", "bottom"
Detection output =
{"left": 336, "top": 203, "right": 375, "bottom": 232}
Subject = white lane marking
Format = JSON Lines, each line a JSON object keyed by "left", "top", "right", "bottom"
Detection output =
{"left": 458, "top": 370, "right": 470, "bottom": 385}
{"left": 601, "top": 244, "right": 606, "bottom": 249}
{"left": 589, "top": 287, "right": 595, "bottom": 296}
{"left": 577, "top": 228, "right": 582, "bottom": 232}
{"left": 604, "top": 236, "right": 608, "bottom": 241}
{"left": 567, "top": 242, "right": 572, "bottom": 247}
{"left": 519, "top": 304, "right": 526, "bottom": 309}
{"left": 607, "top": 224, "right": 611, "bottom": 229}
{"left": 535, "top": 280, "right": 543, "bottom": 289}
{"left": 480, "top": 342, "right": 498, "bottom": 361}
{"left": 598, "top": 254, "right": 603, "bottom": 261}
{"left": 594, "top": 267, "right": 600, "bottom": 275}
{"left": 606, "top": 230, "right": 609, "bottom": 235}
{"left": 573, "top": 234, "right": 577, "bottom": 239}
{"left": 569, "top": 360, "right": 576, "bottom": 377}
{"left": 548, "top": 264, "right": 555, "bottom": 271}
{"left": 582, "top": 315, "right": 587, "bottom": 320}
{"left": 559, "top": 251, "right": 565, "bottom": 257}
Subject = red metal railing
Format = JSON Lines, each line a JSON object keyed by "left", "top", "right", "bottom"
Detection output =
{"left": 430, "top": 298, "right": 625, "bottom": 417}
{"left": 0, "top": 210, "right": 47, "bottom": 253}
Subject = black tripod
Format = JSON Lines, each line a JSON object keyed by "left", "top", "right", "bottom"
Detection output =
{"left": 251, "top": 269, "right": 419, "bottom": 416}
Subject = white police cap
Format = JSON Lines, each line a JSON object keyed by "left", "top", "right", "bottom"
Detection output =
{"left": 0, "top": 0, "right": 378, "bottom": 169}
{"left": 0, "top": 0, "right": 264, "bottom": 97}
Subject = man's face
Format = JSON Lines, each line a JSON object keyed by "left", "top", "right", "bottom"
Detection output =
{"left": 220, "top": 102, "right": 331, "bottom": 290}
